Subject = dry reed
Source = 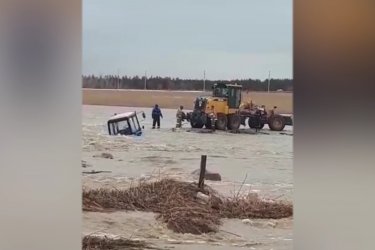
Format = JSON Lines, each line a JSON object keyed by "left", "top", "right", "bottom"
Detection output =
{"left": 83, "top": 179, "right": 292, "bottom": 234}
{"left": 82, "top": 235, "right": 160, "bottom": 250}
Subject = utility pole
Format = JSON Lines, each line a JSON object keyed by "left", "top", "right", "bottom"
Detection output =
{"left": 144, "top": 70, "right": 147, "bottom": 90}
{"left": 203, "top": 70, "right": 206, "bottom": 92}
{"left": 267, "top": 70, "right": 271, "bottom": 93}
{"left": 117, "top": 69, "right": 120, "bottom": 89}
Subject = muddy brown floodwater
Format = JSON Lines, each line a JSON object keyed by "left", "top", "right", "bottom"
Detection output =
{"left": 82, "top": 105, "right": 293, "bottom": 249}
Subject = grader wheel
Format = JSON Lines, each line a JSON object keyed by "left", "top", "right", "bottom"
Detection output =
{"left": 227, "top": 114, "right": 241, "bottom": 130}
{"left": 248, "top": 116, "right": 265, "bottom": 129}
{"left": 190, "top": 111, "right": 205, "bottom": 128}
{"left": 268, "top": 115, "right": 285, "bottom": 131}
{"left": 215, "top": 114, "right": 227, "bottom": 130}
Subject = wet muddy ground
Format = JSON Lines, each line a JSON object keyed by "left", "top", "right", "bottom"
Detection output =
{"left": 82, "top": 105, "right": 293, "bottom": 249}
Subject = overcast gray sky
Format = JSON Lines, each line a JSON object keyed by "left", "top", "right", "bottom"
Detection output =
{"left": 83, "top": 0, "right": 292, "bottom": 80}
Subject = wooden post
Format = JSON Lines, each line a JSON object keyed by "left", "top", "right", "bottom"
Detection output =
{"left": 198, "top": 155, "right": 207, "bottom": 189}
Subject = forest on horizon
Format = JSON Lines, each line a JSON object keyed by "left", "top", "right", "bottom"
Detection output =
{"left": 82, "top": 75, "right": 293, "bottom": 92}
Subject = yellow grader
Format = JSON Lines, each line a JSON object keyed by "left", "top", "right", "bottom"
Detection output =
{"left": 187, "top": 83, "right": 292, "bottom": 131}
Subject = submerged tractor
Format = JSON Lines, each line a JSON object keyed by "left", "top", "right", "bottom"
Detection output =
{"left": 107, "top": 111, "right": 146, "bottom": 136}
{"left": 187, "top": 83, "right": 292, "bottom": 131}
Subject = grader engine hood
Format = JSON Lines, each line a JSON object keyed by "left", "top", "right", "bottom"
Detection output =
{"left": 205, "top": 97, "right": 229, "bottom": 115}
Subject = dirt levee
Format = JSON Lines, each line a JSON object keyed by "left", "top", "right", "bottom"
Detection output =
{"left": 83, "top": 89, "right": 293, "bottom": 114}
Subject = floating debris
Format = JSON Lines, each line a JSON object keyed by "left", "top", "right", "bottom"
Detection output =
{"left": 81, "top": 160, "right": 92, "bottom": 168}
{"left": 82, "top": 235, "right": 162, "bottom": 250}
{"left": 93, "top": 152, "right": 114, "bottom": 159}
{"left": 83, "top": 179, "right": 293, "bottom": 235}
{"left": 280, "top": 132, "right": 293, "bottom": 136}
{"left": 191, "top": 169, "right": 222, "bottom": 181}
{"left": 82, "top": 170, "right": 112, "bottom": 175}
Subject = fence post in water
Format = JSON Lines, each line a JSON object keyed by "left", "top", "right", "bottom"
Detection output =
{"left": 198, "top": 155, "right": 207, "bottom": 189}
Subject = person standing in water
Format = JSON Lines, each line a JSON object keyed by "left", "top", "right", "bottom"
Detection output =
{"left": 151, "top": 104, "right": 163, "bottom": 129}
{"left": 176, "top": 105, "right": 184, "bottom": 128}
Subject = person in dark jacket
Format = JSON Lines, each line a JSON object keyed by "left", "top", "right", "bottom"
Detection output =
{"left": 151, "top": 104, "right": 163, "bottom": 129}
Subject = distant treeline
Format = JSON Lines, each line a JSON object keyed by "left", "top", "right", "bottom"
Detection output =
{"left": 82, "top": 75, "right": 293, "bottom": 92}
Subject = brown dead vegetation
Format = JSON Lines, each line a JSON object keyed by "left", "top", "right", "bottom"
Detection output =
{"left": 82, "top": 235, "right": 161, "bottom": 250}
{"left": 83, "top": 179, "right": 292, "bottom": 235}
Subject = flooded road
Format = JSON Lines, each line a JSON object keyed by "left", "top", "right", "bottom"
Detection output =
{"left": 82, "top": 105, "right": 293, "bottom": 249}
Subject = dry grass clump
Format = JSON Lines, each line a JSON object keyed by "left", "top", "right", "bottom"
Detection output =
{"left": 83, "top": 179, "right": 292, "bottom": 234}
{"left": 159, "top": 205, "right": 221, "bottom": 234}
{"left": 218, "top": 193, "right": 293, "bottom": 219}
{"left": 82, "top": 235, "right": 160, "bottom": 250}
{"left": 83, "top": 179, "right": 220, "bottom": 234}
{"left": 83, "top": 179, "right": 212, "bottom": 212}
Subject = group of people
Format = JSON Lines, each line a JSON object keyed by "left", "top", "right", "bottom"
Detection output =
{"left": 151, "top": 104, "right": 186, "bottom": 129}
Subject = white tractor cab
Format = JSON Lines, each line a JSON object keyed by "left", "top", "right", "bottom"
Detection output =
{"left": 107, "top": 111, "right": 146, "bottom": 136}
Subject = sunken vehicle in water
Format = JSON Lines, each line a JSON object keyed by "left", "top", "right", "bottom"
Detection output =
{"left": 107, "top": 111, "right": 146, "bottom": 136}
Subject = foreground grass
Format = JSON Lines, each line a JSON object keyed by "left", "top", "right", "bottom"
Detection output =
{"left": 83, "top": 179, "right": 292, "bottom": 235}
{"left": 82, "top": 235, "right": 162, "bottom": 250}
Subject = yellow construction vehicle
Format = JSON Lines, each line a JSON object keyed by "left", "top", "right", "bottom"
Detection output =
{"left": 187, "top": 82, "right": 292, "bottom": 131}
{"left": 188, "top": 83, "right": 243, "bottom": 130}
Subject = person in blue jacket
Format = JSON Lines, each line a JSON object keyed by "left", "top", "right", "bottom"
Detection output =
{"left": 151, "top": 104, "right": 163, "bottom": 129}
